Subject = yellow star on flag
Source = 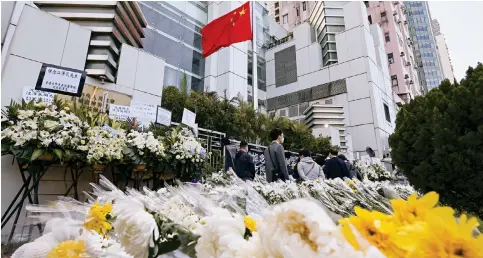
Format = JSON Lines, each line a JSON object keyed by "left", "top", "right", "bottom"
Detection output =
{"left": 239, "top": 7, "right": 246, "bottom": 16}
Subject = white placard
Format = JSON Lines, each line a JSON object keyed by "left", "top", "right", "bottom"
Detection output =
{"left": 130, "top": 101, "right": 157, "bottom": 126}
{"left": 193, "top": 123, "right": 198, "bottom": 137}
{"left": 109, "top": 104, "right": 131, "bottom": 121}
{"left": 40, "top": 67, "right": 83, "bottom": 94}
{"left": 181, "top": 108, "right": 196, "bottom": 127}
{"left": 22, "top": 87, "right": 55, "bottom": 104}
{"left": 156, "top": 106, "right": 172, "bottom": 126}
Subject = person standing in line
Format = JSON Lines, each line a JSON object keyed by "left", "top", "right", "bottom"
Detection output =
{"left": 264, "top": 128, "right": 289, "bottom": 182}
{"left": 323, "top": 149, "right": 351, "bottom": 179}
{"left": 297, "top": 149, "right": 325, "bottom": 181}
{"left": 234, "top": 141, "right": 256, "bottom": 181}
{"left": 338, "top": 154, "right": 362, "bottom": 180}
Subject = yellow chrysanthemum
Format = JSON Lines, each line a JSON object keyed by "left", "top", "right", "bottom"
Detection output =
{"left": 244, "top": 216, "right": 257, "bottom": 232}
{"left": 393, "top": 208, "right": 483, "bottom": 258}
{"left": 391, "top": 191, "right": 439, "bottom": 225}
{"left": 340, "top": 207, "right": 406, "bottom": 258}
{"left": 84, "top": 202, "right": 113, "bottom": 237}
{"left": 47, "top": 240, "right": 86, "bottom": 258}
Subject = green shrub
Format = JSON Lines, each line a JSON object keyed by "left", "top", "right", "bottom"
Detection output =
{"left": 389, "top": 63, "right": 483, "bottom": 216}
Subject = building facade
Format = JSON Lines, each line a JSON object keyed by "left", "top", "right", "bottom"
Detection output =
{"left": 405, "top": 1, "right": 443, "bottom": 92}
{"left": 432, "top": 19, "right": 455, "bottom": 81}
{"left": 265, "top": 2, "right": 397, "bottom": 159}
{"left": 308, "top": 1, "right": 345, "bottom": 66}
{"left": 268, "top": 1, "right": 316, "bottom": 32}
{"left": 366, "top": 1, "right": 422, "bottom": 104}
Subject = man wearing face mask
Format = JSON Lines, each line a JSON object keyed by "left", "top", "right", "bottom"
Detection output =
{"left": 264, "top": 128, "right": 289, "bottom": 182}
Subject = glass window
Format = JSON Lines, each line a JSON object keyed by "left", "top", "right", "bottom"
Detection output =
{"left": 296, "top": 8, "right": 299, "bottom": 16}
{"left": 302, "top": 1, "right": 307, "bottom": 11}
{"left": 384, "top": 103, "right": 391, "bottom": 122}
{"left": 391, "top": 75, "right": 398, "bottom": 86}
{"left": 368, "top": 15, "right": 372, "bottom": 24}
{"left": 388, "top": 53, "right": 394, "bottom": 64}
{"left": 385, "top": 32, "right": 390, "bottom": 42}
{"left": 283, "top": 14, "right": 288, "bottom": 24}
{"left": 381, "top": 11, "right": 386, "bottom": 17}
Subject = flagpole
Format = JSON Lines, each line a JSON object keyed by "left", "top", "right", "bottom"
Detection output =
{"left": 251, "top": 1, "right": 258, "bottom": 112}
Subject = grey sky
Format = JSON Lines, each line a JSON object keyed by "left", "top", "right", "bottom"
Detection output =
{"left": 428, "top": 1, "right": 483, "bottom": 81}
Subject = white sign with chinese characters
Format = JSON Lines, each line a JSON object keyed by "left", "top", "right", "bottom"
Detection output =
{"left": 181, "top": 108, "right": 196, "bottom": 128}
{"left": 156, "top": 106, "right": 172, "bottom": 126}
{"left": 22, "top": 87, "right": 55, "bottom": 104}
{"left": 39, "top": 67, "right": 83, "bottom": 94}
{"left": 130, "top": 101, "right": 157, "bottom": 126}
{"left": 109, "top": 104, "right": 131, "bottom": 121}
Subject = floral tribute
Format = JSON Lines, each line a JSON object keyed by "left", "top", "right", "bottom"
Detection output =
{"left": 11, "top": 172, "right": 482, "bottom": 258}
{"left": 1, "top": 99, "right": 208, "bottom": 181}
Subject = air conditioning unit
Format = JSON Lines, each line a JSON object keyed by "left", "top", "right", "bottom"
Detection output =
{"left": 404, "top": 20, "right": 408, "bottom": 25}
{"left": 400, "top": 51, "right": 405, "bottom": 57}
{"left": 409, "top": 80, "right": 414, "bottom": 85}
{"left": 406, "top": 61, "right": 411, "bottom": 66}
{"left": 393, "top": 11, "right": 398, "bottom": 16}
{"left": 397, "top": 20, "right": 402, "bottom": 24}
{"left": 394, "top": 1, "right": 399, "bottom": 5}
{"left": 404, "top": 74, "right": 409, "bottom": 79}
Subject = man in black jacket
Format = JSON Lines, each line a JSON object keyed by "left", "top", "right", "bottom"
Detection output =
{"left": 234, "top": 141, "right": 256, "bottom": 181}
{"left": 323, "top": 149, "right": 351, "bottom": 179}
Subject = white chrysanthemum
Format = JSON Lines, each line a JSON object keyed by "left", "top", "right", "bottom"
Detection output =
{"left": 258, "top": 199, "right": 368, "bottom": 258}
{"left": 82, "top": 231, "right": 133, "bottom": 258}
{"left": 112, "top": 197, "right": 159, "bottom": 258}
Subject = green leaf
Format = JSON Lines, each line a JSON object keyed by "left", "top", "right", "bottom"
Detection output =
{"left": 31, "top": 148, "right": 44, "bottom": 161}
{"left": 53, "top": 149, "right": 63, "bottom": 160}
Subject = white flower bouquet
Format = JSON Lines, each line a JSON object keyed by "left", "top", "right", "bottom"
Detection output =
{"left": 1, "top": 101, "right": 88, "bottom": 162}
{"left": 123, "top": 130, "right": 166, "bottom": 167}
{"left": 77, "top": 126, "right": 127, "bottom": 165}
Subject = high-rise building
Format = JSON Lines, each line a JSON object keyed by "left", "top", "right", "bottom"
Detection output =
{"left": 432, "top": 19, "right": 455, "bottom": 81}
{"left": 269, "top": 1, "right": 316, "bottom": 32}
{"left": 308, "top": 1, "right": 345, "bottom": 66}
{"left": 139, "top": 2, "right": 207, "bottom": 92}
{"left": 405, "top": 1, "right": 443, "bottom": 92}
{"left": 265, "top": 2, "right": 398, "bottom": 158}
{"left": 366, "top": 1, "right": 422, "bottom": 104}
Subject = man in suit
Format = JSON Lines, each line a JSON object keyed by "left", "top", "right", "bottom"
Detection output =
{"left": 323, "top": 149, "right": 350, "bottom": 179}
{"left": 264, "top": 128, "right": 289, "bottom": 182}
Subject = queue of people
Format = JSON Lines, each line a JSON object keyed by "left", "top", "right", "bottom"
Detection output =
{"left": 232, "top": 128, "right": 360, "bottom": 183}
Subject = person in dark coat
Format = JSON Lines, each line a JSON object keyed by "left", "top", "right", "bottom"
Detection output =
{"left": 264, "top": 128, "right": 289, "bottom": 182}
{"left": 323, "top": 149, "right": 351, "bottom": 179}
{"left": 234, "top": 141, "right": 256, "bottom": 181}
{"left": 338, "top": 154, "right": 363, "bottom": 180}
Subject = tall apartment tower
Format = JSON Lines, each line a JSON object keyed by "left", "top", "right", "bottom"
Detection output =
{"left": 432, "top": 19, "right": 455, "bottom": 81}
{"left": 405, "top": 1, "right": 443, "bottom": 93}
{"left": 308, "top": 1, "right": 345, "bottom": 66}
{"left": 269, "top": 1, "right": 316, "bottom": 32}
{"left": 366, "top": 1, "right": 422, "bottom": 104}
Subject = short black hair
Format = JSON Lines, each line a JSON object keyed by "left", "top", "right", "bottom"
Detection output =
{"left": 301, "top": 149, "right": 311, "bottom": 157}
{"left": 329, "top": 149, "right": 339, "bottom": 156}
{"left": 269, "top": 128, "right": 283, "bottom": 141}
{"left": 337, "top": 154, "right": 347, "bottom": 161}
{"left": 240, "top": 141, "right": 248, "bottom": 148}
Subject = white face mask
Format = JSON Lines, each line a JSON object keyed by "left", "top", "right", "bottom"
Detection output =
{"left": 280, "top": 136, "right": 285, "bottom": 143}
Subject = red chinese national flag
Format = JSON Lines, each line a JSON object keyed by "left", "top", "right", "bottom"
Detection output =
{"left": 201, "top": 2, "right": 252, "bottom": 58}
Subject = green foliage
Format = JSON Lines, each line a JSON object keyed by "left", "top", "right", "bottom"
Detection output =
{"left": 160, "top": 86, "right": 336, "bottom": 155}
{"left": 389, "top": 63, "right": 483, "bottom": 217}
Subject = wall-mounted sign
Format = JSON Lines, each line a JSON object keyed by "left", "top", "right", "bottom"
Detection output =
{"left": 102, "top": 124, "right": 118, "bottom": 137}
{"left": 155, "top": 106, "right": 172, "bottom": 126}
{"left": 22, "top": 86, "right": 55, "bottom": 104}
{"left": 109, "top": 104, "right": 131, "bottom": 121}
{"left": 35, "top": 63, "right": 86, "bottom": 97}
{"left": 101, "top": 92, "right": 109, "bottom": 113}
{"left": 181, "top": 108, "right": 196, "bottom": 128}
{"left": 130, "top": 101, "right": 157, "bottom": 126}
